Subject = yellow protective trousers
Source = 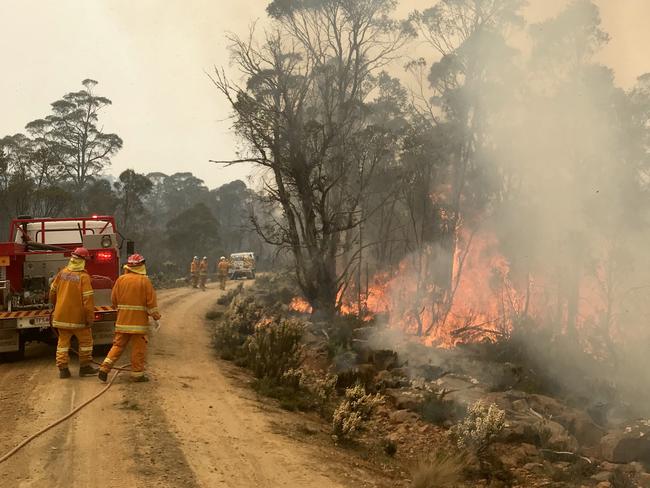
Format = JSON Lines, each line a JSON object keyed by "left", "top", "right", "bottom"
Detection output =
{"left": 100, "top": 332, "right": 148, "bottom": 378}
{"left": 56, "top": 327, "right": 94, "bottom": 369}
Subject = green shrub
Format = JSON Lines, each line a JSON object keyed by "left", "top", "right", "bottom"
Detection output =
{"left": 281, "top": 367, "right": 338, "bottom": 415}
{"left": 244, "top": 317, "right": 304, "bottom": 381}
{"left": 332, "top": 384, "right": 383, "bottom": 440}
{"left": 205, "top": 309, "right": 223, "bottom": 321}
{"left": 212, "top": 295, "right": 268, "bottom": 360}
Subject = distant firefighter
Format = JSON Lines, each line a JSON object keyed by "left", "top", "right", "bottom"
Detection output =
{"left": 190, "top": 256, "right": 199, "bottom": 288}
{"left": 217, "top": 256, "right": 229, "bottom": 290}
{"left": 199, "top": 256, "right": 208, "bottom": 291}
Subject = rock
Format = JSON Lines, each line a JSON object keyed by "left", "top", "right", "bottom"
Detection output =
{"left": 600, "top": 425, "right": 650, "bottom": 464}
{"left": 556, "top": 409, "right": 606, "bottom": 447}
{"left": 412, "top": 364, "right": 446, "bottom": 381}
{"left": 434, "top": 374, "right": 486, "bottom": 406}
{"left": 384, "top": 388, "right": 425, "bottom": 411}
{"left": 523, "top": 462, "right": 544, "bottom": 472}
{"left": 512, "top": 399, "right": 530, "bottom": 413}
{"left": 389, "top": 409, "right": 418, "bottom": 424}
{"left": 591, "top": 471, "right": 612, "bottom": 482}
{"left": 595, "top": 482, "right": 612, "bottom": 488}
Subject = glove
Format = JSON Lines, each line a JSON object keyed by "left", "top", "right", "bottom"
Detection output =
{"left": 153, "top": 320, "right": 161, "bottom": 332}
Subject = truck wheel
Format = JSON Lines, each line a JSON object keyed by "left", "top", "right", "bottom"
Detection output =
{"left": 0, "top": 336, "right": 25, "bottom": 362}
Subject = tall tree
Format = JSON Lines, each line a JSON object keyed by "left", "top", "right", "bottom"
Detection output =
{"left": 25, "top": 79, "right": 122, "bottom": 206}
{"left": 213, "top": 0, "right": 412, "bottom": 316}
{"left": 114, "top": 169, "right": 153, "bottom": 232}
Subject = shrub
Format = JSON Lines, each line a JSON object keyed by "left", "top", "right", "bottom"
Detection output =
{"left": 282, "top": 367, "right": 338, "bottom": 415}
{"left": 205, "top": 309, "right": 223, "bottom": 321}
{"left": 332, "top": 384, "right": 383, "bottom": 440}
{"left": 449, "top": 401, "right": 505, "bottom": 455}
{"left": 411, "top": 450, "right": 467, "bottom": 488}
{"left": 244, "top": 317, "right": 304, "bottom": 381}
{"left": 419, "top": 388, "right": 466, "bottom": 426}
{"left": 213, "top": 320, "right": 244, "bottom": 360}
{"left": 212, "top": 295, "right": 268, "bottom": 360}
{"left": 217, "top": 283, "right": 243, "bottom": 306}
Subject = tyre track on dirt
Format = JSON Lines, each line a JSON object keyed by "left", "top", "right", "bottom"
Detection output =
{"left": 1, "top": 283, "right": 388, "bottom": 488}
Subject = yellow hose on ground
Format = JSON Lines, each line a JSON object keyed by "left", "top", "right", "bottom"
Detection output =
{"left": 0, "top": 365, "right": 127, "bottom": 465}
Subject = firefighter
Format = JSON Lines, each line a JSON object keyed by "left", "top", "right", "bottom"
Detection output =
{"left": 190, "top": 256, "right": 199, "bottom": 288}
{"left": 98, "top": 253, "right": 161, "bottom": 383}
{"left": 49, "top": 247, "right": 98, "bottom": 378}
{"left": 199, "top": 256, "right": 208, "bottom": 291}
{"left": 217, "top": 256, "right": 229, "bottom": 290}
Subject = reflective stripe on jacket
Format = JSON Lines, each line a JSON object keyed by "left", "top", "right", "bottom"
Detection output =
{"left": 49, "top": 268, "right": 94, "bottom": 329}
{"left": 112, "top": 271, "right": 159, "bottom": 334}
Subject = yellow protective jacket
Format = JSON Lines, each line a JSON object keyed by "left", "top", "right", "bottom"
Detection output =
{"left": 199, "top": 260, "right": 208, "bottom": 275}
{"left": 190, "top": 261, "right": 199, "bottom": 274}
{"left": 112, "top": 271, "right": 160, "bottom": 334}
{"left": 217, "top": 260, "right": 229, "bottom": 276}
{"left": 49, "top": 267, "right": 94, "bottom": 329}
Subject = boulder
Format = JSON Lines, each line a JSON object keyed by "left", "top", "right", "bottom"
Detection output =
{"left": 389, "top": 409, "right": 418, "bottom": 424}
{"left": 384, "top": 388, "right": 425, "bottom": 411}
{"left": 600, "top": 425, "right": 650, "bottom": 464}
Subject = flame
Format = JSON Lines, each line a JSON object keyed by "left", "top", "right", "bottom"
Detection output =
{"left": 289, "top": 227, "right": 612, "bottom": 351}
{"left": 289, "top": 297, "right": 313, "bottom": 314}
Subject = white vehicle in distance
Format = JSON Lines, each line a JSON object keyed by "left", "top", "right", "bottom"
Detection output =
{"left": 228, "top": 252, "right": 255, "bottom": 280}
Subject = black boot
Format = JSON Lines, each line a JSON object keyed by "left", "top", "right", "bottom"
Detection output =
{"left": 79, "top": 364, "right": 99, "bottom": 376}
{"left": 98, "top": 370, "right": 108, "bottom": 382}
{"left": 59, "top": 368, "right": 71, "bottom": 379}
{"left": 131, "top": 374, "right": 149, "bottom": 383}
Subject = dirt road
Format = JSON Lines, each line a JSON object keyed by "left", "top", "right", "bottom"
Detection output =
{"left": 0, "top": 284, "right": 392, "bottom": 488}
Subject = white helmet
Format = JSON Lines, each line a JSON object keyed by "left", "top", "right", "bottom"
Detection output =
{"left": 203, "top": 256, "right": 207, "bottom": 259}
{"left": 193, "top": 256, "right": 198, "bottom": 260}
{"left": 220, "top": 256, "right": 226, "bottom": 260}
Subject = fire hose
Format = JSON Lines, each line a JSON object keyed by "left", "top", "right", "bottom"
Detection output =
{"left": 0, "top": 321, "right": 161, "bottom": 465}
{"left": 0, "top": 365, "right": 127, "bottom": 465}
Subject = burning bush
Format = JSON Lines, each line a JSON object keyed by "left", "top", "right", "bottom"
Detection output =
{"left": 244, "top": 317, "right": 304, "bottom": 382}
{"left": 332, "top": 384, "right": 383, "bottom": 441}
{"left": 449, "top": 400, "right": 505, "bottom": 455}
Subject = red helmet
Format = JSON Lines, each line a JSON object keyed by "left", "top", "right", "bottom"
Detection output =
{"left": 71, "top": 247, "right": 90, "bottom": 260}
{"left": 127, "top": 253, "right": 146, "bottom": 266}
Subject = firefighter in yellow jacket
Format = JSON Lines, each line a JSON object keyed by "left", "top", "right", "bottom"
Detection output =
{"left": 49, "top": 247, "right": 98, "bottom": 378}
{"left": 199, "top": 256, "right": 208, "bottom": 291}
{"left": 98, "top": 253, "right": 161, "bottom": 382}
{"left": 190, "top": 256, "right": 199, "bottom": 288}
{"left": 217, "top": 256, "right": 229, "bottom": 290}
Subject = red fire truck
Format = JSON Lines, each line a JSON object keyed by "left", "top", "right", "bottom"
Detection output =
{"left": 0, "top": 216, "right": 121, "bottom": 361}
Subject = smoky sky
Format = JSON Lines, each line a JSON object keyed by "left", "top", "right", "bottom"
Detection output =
{"left": 1, "top": 0, "right": 649, "bottom": 188}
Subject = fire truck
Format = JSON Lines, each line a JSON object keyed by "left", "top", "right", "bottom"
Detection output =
{"left": 0, "top": 216, "right": 121, "bottom": 361}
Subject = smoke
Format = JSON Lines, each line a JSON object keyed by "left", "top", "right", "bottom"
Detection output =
{"left": 367, "top": 1, "right": 650, "bottom": 417}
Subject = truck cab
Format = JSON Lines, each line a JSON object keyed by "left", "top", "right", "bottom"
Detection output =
{"left": 0, "top": 216, "right": 121, "bottom": 360}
